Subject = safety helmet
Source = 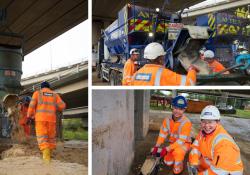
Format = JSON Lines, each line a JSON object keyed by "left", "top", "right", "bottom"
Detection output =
{"left": 204, "top": 50, "right": 215, "bottom": 59}
{"left": 172, "top": 96, "right": 187, "bottom": 109}
{"left": 144, "top": 42, "right": 166, "bottom": 60}
{"left": 130, "top": 48, "right": 140, "bottom": 55}
{"left": 22, "top": 96, "right": 31, "bottom": 104}
{"left": 200, "top": 105, "right": 220, "bottom": 120}
{"left": 41, "top": 81, "right": 50, "bottom": 88}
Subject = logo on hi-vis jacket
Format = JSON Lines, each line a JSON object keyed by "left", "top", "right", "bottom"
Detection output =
{"left": 135, "top": 73, "right": 152, "bottom": 81}
{"left": 43, "top": 92, "right": 53, "bottom": 97}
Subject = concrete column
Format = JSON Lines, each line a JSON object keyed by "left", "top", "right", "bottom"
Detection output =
{"left": 134, "top": 90, "right": 150, "bottom": 140}
{"left": 92, "top": 21, "right": 104, "bottom": 50}
{"left": 92, "top": 90, "right": 134, "bottom": 175}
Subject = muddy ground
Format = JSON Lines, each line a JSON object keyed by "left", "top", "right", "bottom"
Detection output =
{"left": 0, "top": 139, "right": 88, "bottom": 175}
{"left": 129, "top": 110, "right": 250, "bottom": 175}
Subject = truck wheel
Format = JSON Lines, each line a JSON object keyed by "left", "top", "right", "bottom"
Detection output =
{"left": 110, "top": 70, "right": 116, "bottom": 86}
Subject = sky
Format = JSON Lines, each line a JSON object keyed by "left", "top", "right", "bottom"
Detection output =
{"left": 22, "top": 19, "right": 90, "bottom": 78}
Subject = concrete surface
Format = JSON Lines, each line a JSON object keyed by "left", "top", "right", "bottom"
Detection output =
{"left": 134, "top": 90, "right": 150, "bottom": 140}
{"left": 92, "top": 90, "right": 135, "bottom": 175}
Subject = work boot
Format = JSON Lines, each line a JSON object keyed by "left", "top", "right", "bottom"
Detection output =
{"left": 42, "top": 148, "right": 51, "bottom": 163}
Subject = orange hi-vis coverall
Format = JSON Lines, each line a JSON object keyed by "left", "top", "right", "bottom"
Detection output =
{"left": 19, "top": 104, "right": 30, "bottom": 137}
{"left": 131, "top": 64, "right": 197, "bottom": 86}
{"left": 189, "top": 124, "right": 243, "bottom": 175}
{"left": 208, "top": 60, "right": 229, "bottom": 74}
{"left": 122, "top": 59, "right": 137, "bottom": 85}
{"left": 27, "top": 88, "right": 66, "bottom": 150}
{"left": 156, "top": 115, "right": 192, "bottom": 174}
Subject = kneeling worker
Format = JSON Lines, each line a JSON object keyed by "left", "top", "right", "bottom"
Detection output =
{"left": 122, "top": 48, "right": 140, "bottom": 85}
{"left": 131, "top": 42, "right": 199, "bottom": 86}
{"left": 189, "top": 105, "right": 243, "bottom": 175}
{"left": 152, "top": 96, "right": 192, "bottom": 174}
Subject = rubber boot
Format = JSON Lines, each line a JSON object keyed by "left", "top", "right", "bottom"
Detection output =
{"left": 42, "top": 148, "right": 51, "bottom": 163}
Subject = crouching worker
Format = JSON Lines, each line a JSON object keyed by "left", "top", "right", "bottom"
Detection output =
{"left": 151, "top": 96, "right": 192, "bottom": 174}
{"left": 19, "top": 96, "right": 32, "bottom": 139}
{"left": 189, "top": 105, "right": 243, "bottom": 175}
{"left": 27, "top": 81, "right": 66, "bottom": 163}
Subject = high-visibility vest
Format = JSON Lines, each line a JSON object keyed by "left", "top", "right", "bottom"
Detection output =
{"left": 190, "top": 124, "right": 243, "bottom": 175}
{"left": 131, "top": 64, "right": 196, "bottom": 86}
{"left": 208, "top": 60, "right": 229, "bottom": 74}
{"left": 27, "top": 88, "right": 66, "bottom": 122}
{"left": 122, "top": 59, "right": 137, "bottom": 86}
{"left": 157, "top": 115, "right": 192, "bottom": 151}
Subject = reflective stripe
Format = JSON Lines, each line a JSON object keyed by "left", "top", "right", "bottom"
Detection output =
{"left": 36, "top": 109, "right": 55, "bottom": 114}
{"left": 190, "top": 148, "right": 201, "bottom": 156}
{"left": 189, "top": 79, "right": 195, "bottom": 86}
{"left": 210, "top": 164, "right": 243, "bottom": 175}
{"left": 164, "top": 160, "right": 174, "bottom": 166}
{"left": 193, "top": 140, "right": 199, "bottom": 146}
{"left": 36, "top": 135, "right": 48, "bottom": 139}
{"left": 159, "top": 133, "right": 167, "bottom": 138}
{"left": 38, "top": 91, "right": 42, "bottom": 105}
{"left": 180, "top": 75, "right": 187, "bottom": 86}
{"left": 178, "top": 118, "right": 188, "bottom": 134}
{"left": 236, "top": 156, "right": 242, "bottom": 164}
{"left": 125, "top": 75, "right": 132, "bottom": 79}
{"left": 174, "top": 161, "right": 182, "bottom": 166}
{"left": 161, "top": 126, "right": 168, "bottom": 132}
{"left": 38, "top": 101, "right": 55, "bottom": 106}
{"left": 166, "top": 118, "right": 170, "bottom": 131}
{"left": 154, "top": 67, "right": 164, "bottom": 86}
{"left": 176, "top": 139, "right": 184, "bottom": 145}
{"left": 170, "top": 133, "right": 178, "bottom": 138}
{"left": 179, "top": 135, "right": 188, "bottom": 139}
{"left": 211, "top": 133, "right": 239, "bottom": 158}
{"left": 203, "top": 169, "right": 209, "bottom": 175}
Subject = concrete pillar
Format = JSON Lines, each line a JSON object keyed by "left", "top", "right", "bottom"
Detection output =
{"left": 92, "top": 21, "right": 103, "bottom": 50}
{"left": 172, "top": 90, "right": 177, "bottom": 97}
{"left": 92, "top": 90, "right": 134, "bottom": 175}
{"left": 134, "top": 90, "right": 150, "bottom": 140}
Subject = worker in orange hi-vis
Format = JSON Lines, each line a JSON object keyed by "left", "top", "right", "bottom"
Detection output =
{"left": 188, "top": 105, "right": 243, "bottom": 175}
{"left": 27, "top": 81, "right": 66, "bottom": 163}
{"left": 204, "top": 50, "right": 230, "bottom": 74}
{"left": 19, "top": 96, "right": 32, "bottom": 139}
{"left": 122, "top": 48, "right": 140, "bottom": 85}
{"left": 130, "top": 42, "right": 200, "bottom": 86}
{"left": 151, "top": 96, "right": 192, "bottom": 175}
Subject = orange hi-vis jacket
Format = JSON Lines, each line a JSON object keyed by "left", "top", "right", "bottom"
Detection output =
{"left": 122, "top": 59, "right": 137, "bottom": 85}
{"left": 208, "top": 60, "right": 229, "bottom": 74}
{"left": 189, "top": 124, "right": 243, "bottom": 175}
{"left": 131, "top": 64, "right": 197, "bottom": 86}
{"left": 27, "top": 88, "right": 66, "bottom": 122}
{"left": 156, "top": 115, "right": 192, "bottom": 151}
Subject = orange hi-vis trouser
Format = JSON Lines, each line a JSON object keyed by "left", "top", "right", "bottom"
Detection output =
{"left": 189, "top": 125, "right": 243, "bottom": 175}
{"left": 131, "top": 64, "right": 196, "bottom": 86}
{"left": 157, "top": 116, "right": 192, "bottom": 174}
{"left": 164, "top": 142, "right": 190, "bottom": 174}
{"left": 36, "top": 121, "right": 56, "bottom": 150}
{"left": 122, "top": 59, "right": 137, "bottom": 86}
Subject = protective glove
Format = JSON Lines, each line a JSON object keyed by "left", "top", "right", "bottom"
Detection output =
{"left": 151, "top": 146, "right": 158, "bottom": 156}
{"left": 26, "top": 118, "right": 34, "bottom": 125}
{"left": 160, "top": 147, "right": 167, "bottom": 158}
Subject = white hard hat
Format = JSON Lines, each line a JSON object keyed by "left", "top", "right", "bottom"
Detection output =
{"left": 130, "top": 48, "right": 140, "bottom": 55}
{"left": 144, "top": 42, "right": 166, "bottom": 60}
{"left": 200, "top": 105, "right": 220, "bottom": 120}
{"left": 204, "top": 50, "right": 215, "bottom": 59}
